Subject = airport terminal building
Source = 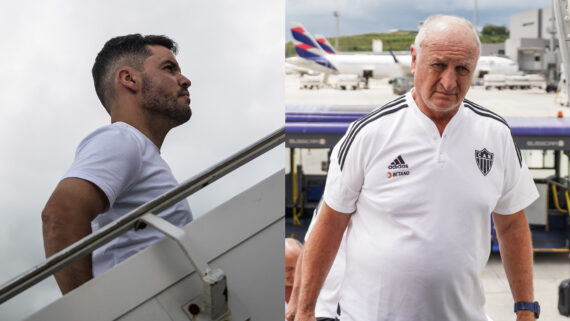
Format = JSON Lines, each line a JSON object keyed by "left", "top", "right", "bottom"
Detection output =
{"left": 503, "top": 6, "right": 558, "bottom": 79}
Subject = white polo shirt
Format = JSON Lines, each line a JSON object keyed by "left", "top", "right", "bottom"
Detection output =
{"left": 323, "top": 91, "right": 538, "bottom": 321}
{"left": 305, "top": 201, "right": 345, "bottom": 319}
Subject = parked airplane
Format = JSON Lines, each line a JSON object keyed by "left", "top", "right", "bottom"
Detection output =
{"left": 314, "top": 34, "right": 337, "bottom": 54}
{"left": 474, "top": 55, "right": 519, "bottom": 78}
{"left": 287, "top": 22, "right": 519, "bottom": 81}
{"left": 288, "top": 22, "right": 410, "bottom": 79}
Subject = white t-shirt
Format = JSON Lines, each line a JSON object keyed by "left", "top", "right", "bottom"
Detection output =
{"left": 323, "top": 91, "right": 538, "bottom": 321}
{"left": 63, "top": 122, "right": 192, "bottom": 276}
{"left": 305, "top": 201, "right": 345, "bottom": 319}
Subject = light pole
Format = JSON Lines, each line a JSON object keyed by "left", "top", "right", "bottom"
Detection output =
{"left": 334, "top": 11, "right": 339, "bottom": 50}
{"left": 473, "top": 0, "right": 479, "bottom": 34}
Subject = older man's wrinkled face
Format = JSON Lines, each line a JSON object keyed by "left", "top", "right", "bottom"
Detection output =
{"left": 411, "top": 30, "right": 479, "bottom": 116}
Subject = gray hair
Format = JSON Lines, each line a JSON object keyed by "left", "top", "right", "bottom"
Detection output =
{"left": 413, "top": 14, "right": 480, "bottom": 58}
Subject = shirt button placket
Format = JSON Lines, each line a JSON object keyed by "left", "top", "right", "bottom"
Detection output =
{"left": 438, "top": 135, "right": 446, "bottom": 165}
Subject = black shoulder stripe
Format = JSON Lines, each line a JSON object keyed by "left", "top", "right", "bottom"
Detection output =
{"left": 463, "top": 100, "right": 509, "bottom": 128}
{"left": 338, "top": 103, "right": 408, "bottom": 171}
{"left": 514, "top": 142, "right": 522, "bottom": 167}
{"left": 337, "top": 95, "right": 406, "bottom": 163}
{"left": 463, "top": 100, "right": 522, "bottom": 167}
{"left": 337, "top": 95, "right": 406, "bottom": 169}
{"left": 337, "top": 95, "right": 405, "bottom": 166}
{"left": 465, "top": 104, "right": 510, "bottom": 128}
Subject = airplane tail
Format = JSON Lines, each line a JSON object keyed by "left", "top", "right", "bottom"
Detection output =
{"left": 290, "top": 22, "right": 337, "bottom": 71}
{"left": 388, "top": 49, "right": 399, "bottom": 63}
{"left": 389, "top": 49, "right": 412, "bottom": 76}
{"left": 314, "top": 34, "right": 337, "bottom": 54}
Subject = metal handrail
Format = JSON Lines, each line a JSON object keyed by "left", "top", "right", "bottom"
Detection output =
{"left": 0, "top": 127, "right": 285, "bottom": 304}
{"left": 564, "top": 190, "right": 570, "bottom": 215}
{"left": 548, "top": 180, "right": 569, "bottom": 214}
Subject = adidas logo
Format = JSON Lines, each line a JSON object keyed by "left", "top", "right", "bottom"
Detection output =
{"left": 388, "top": 155, "right": 408, "bottom": 169}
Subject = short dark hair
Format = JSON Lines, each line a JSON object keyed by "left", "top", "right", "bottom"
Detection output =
{"left": 92, "top": 34, "right": 178, "bottom": 112}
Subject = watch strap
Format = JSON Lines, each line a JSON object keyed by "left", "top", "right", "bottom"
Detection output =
{"left": 514, "top": 301, "right": 540, "bottom": 318}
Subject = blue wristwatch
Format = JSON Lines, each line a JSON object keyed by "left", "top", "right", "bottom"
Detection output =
{"left": 514, "top": 301, "right": 540, "bottom": 318}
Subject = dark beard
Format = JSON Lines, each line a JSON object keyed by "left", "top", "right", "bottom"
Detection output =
{"left": 141, "top": 75, "right": 191, "bottom": 127}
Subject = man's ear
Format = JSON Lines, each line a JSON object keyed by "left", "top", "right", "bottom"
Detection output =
{"left": 117, "top": 67, "right": 139, "bottom": 93}
{"left": 410, "top": 45, "right": 417, "bottom": 75}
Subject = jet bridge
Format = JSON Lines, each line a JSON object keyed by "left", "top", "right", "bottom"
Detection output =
{"left": 0, "top": 128, "right": 285, "bottom": 321}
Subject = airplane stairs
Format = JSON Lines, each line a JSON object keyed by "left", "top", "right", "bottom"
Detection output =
{"left": 0, "top": 128, "right": 285, "bottom": 321}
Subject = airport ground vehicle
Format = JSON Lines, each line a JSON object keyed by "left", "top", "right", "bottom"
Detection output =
{"left": 286, "top": 108, "right": 570, "bottom": 252}
{"left": 483, "top": 74, "right": 507, "bottom": 90}
{"left": 299, "top": 74, "right": 325, "bottom": 89}
{"left": 484, "top": 74, "right": 547, "bottom": 91}
{"left": 391, "top": 76, "right": 414, "bottom": 95}
{"left": 526, "top": 74, "right": 547, "bottom": 90}
{"left": 334, "top": 74, "right": 360, "bottom": 90}
{"left": 505, "top": 75, "right": 529, "bottom": 89}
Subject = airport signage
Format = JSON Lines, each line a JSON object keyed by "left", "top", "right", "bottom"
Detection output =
{"left": 286, "top": 133, "right": 342, "bottom": 148}
{"left": 514, "top": 136, "right": 570, "bottom": 150}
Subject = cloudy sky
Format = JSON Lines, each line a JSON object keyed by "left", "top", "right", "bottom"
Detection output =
{"left": 0, "top": 1, "right": 283, "bottom": 319}
{"left": 286, "top": 0, "right": 552, "bottom": 41}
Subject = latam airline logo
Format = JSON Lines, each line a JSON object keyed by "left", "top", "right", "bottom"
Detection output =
{"left": 291, "top": 26, "right": 319, "bottom": 51}
{"left": 387, "top": 155, "right": 410, "bottom": 179}
{"left": 290, "top": 23, "right": 338, "bottom": 71}
{"left": 475, "top": 148, "right": 494, "bottom": 176}
{"left": 315, "top": 35, "right": 336, "bottom": 54}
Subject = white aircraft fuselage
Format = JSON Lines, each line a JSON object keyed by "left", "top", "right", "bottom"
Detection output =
{"left": 286, "top": 54, "right": 411, "bottom": 79}
{"left": 287, "top": 53, "right": 519, "bottom": 80}
{"left": 474, "top": 56, "right": 520, "bottom": 78}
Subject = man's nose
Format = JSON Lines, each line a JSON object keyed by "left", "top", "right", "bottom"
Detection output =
{"left": 439, "top": 67, "right": 457, "bottom": 91}
{"left": 179, "top": 74, "right": 191, "bottom": 89}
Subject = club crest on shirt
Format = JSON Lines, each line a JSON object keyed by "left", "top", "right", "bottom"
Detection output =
{"left": 475, "top": 148, "right": 493, "bottom": 176}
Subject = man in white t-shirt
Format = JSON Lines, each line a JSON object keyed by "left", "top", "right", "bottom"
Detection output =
{"left": 295, "top": 15, "right": 539, "bottom": 321}
{"left": 41, "top": 34, "right": 193, "bottom": 294}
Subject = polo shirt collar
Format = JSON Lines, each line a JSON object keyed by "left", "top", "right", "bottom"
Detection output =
{"left": 406, "top": 89, "right": 465, "bottom": 137}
